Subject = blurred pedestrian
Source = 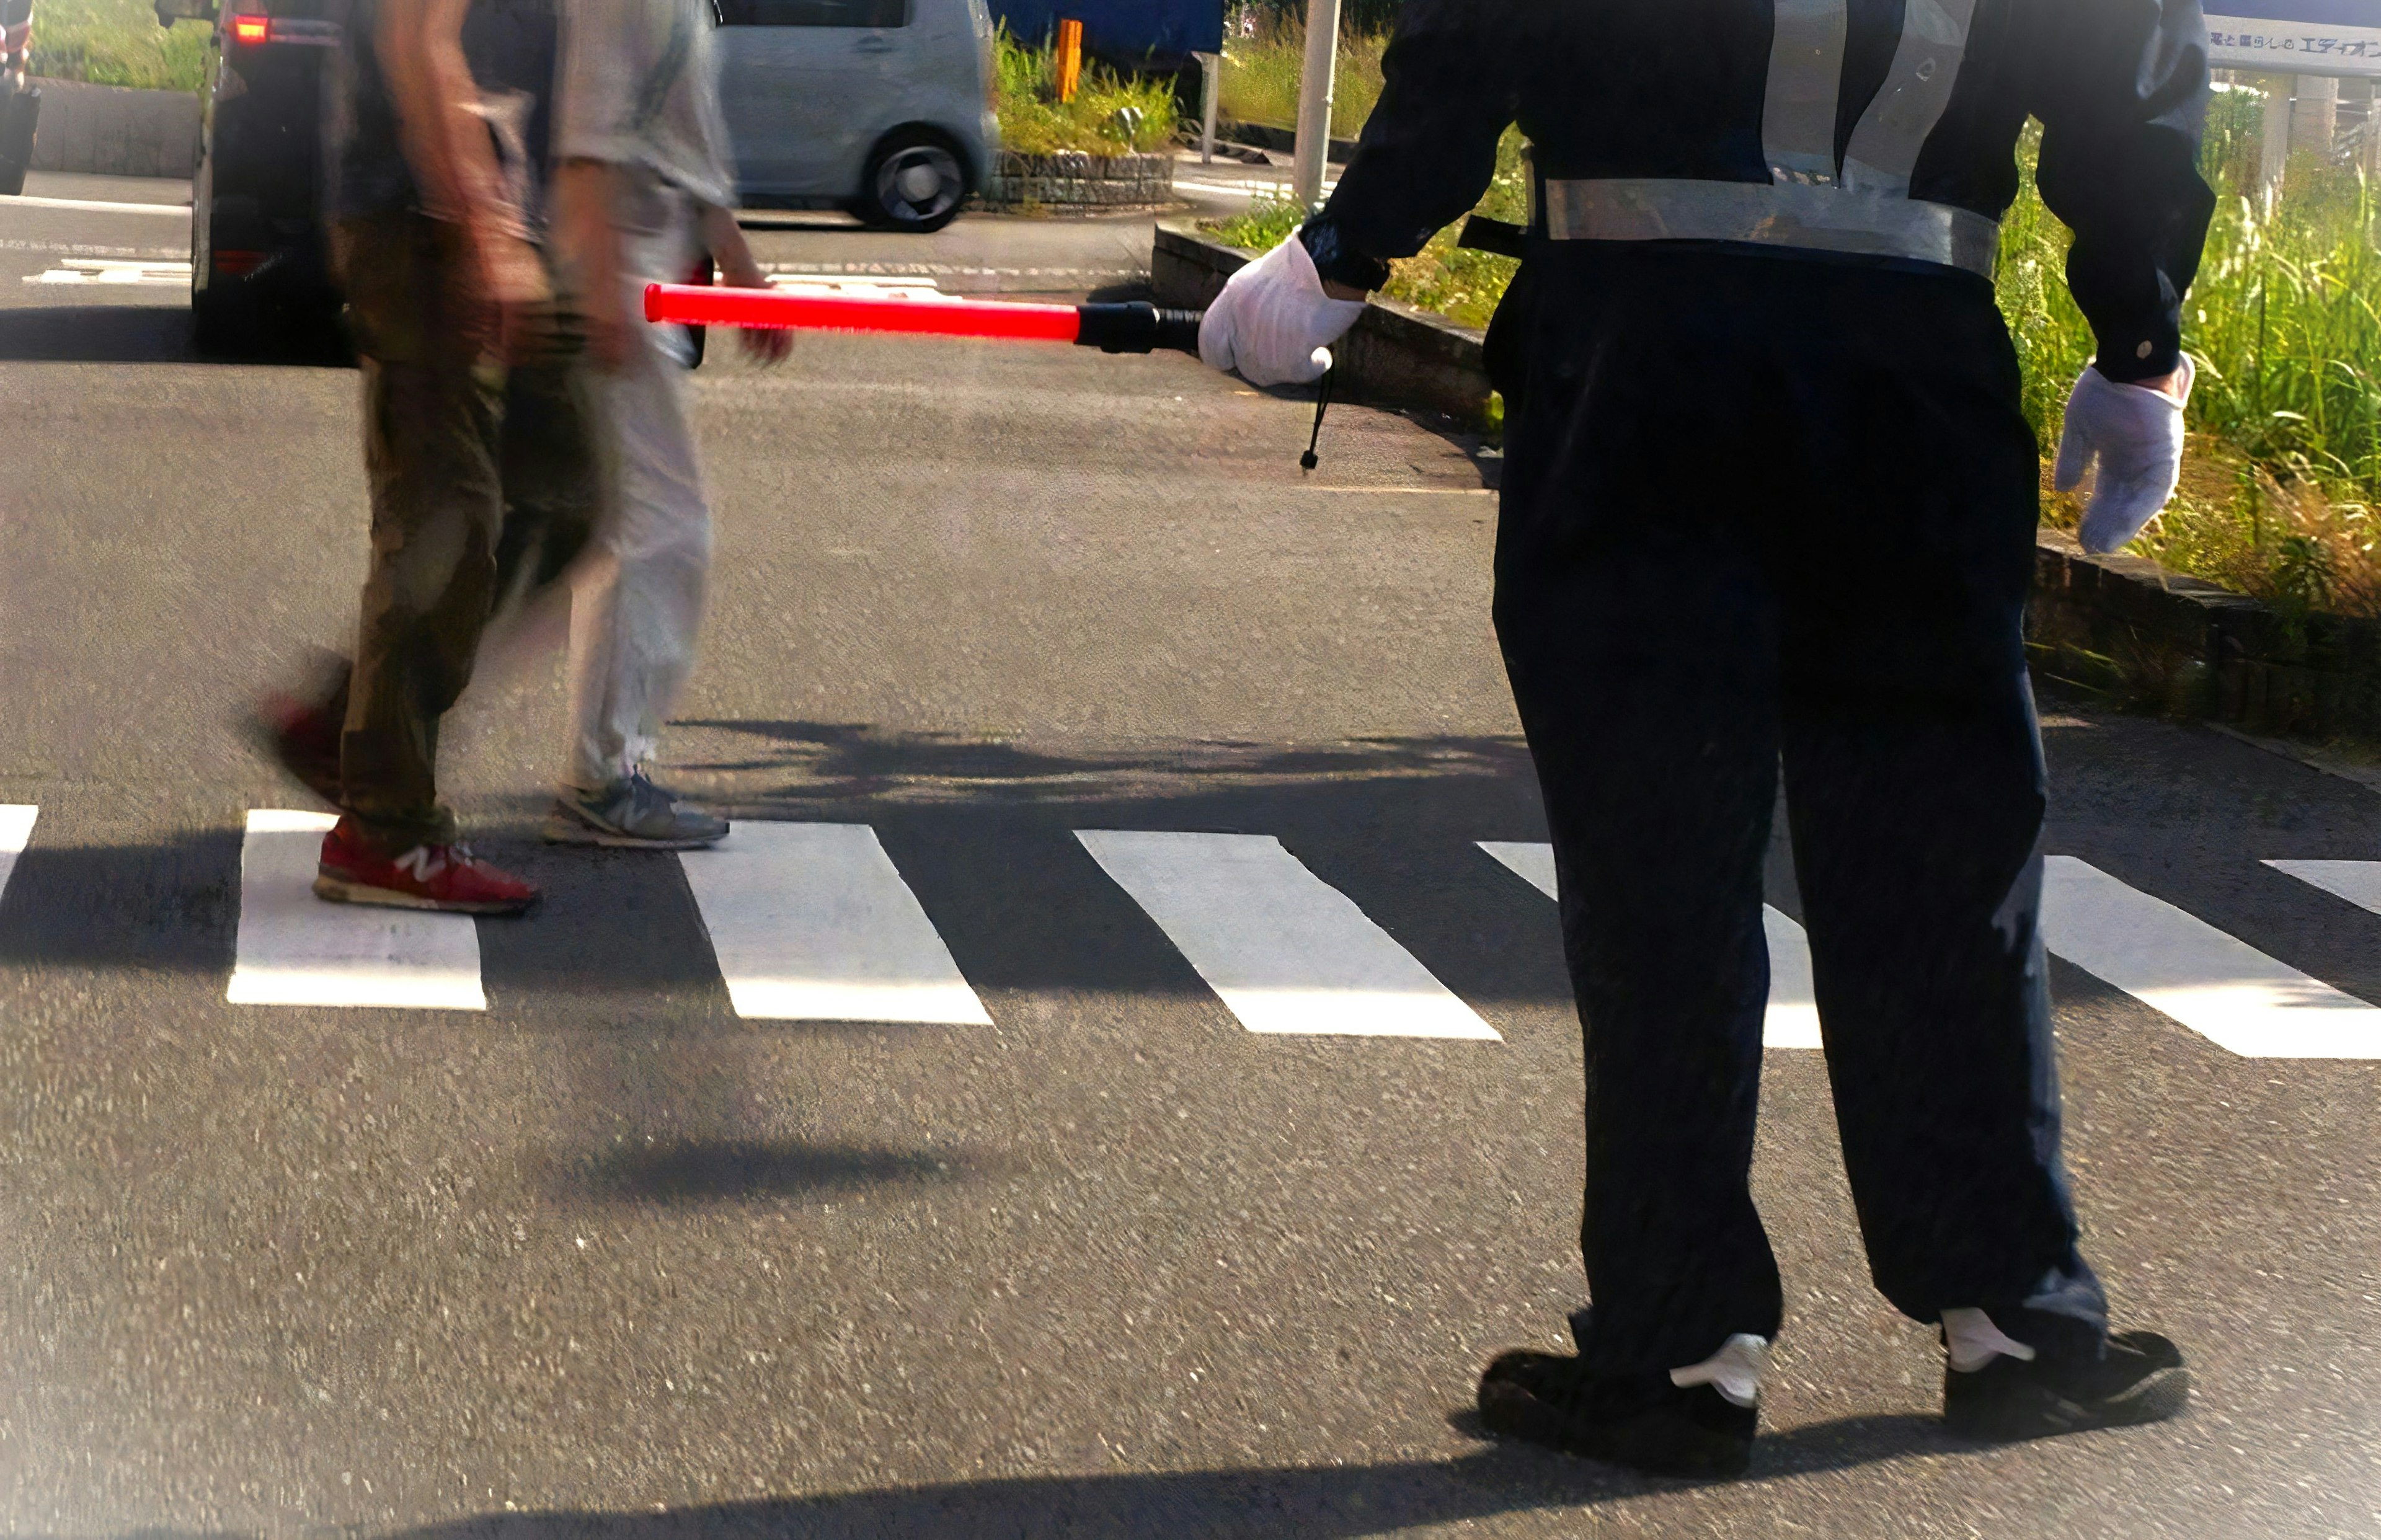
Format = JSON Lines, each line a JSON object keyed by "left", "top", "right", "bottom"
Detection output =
{"left": 267, "top": 0, "right": 594, "bottom": 913}
{"left": 543, "top": 0, "right": 788, "bottom": 849}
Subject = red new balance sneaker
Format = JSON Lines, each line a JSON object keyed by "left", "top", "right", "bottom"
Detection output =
{"left": 314, "top": 817, "right": 539, "bottom": 915}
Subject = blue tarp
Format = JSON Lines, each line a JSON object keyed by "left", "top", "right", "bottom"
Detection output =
{"left": 988, "top": 0, "right": 1225, "bottom": 67}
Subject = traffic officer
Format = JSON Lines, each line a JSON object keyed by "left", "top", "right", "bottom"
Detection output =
{"left": 1202, "top": 0, "right": 2214, "bottom": 1479}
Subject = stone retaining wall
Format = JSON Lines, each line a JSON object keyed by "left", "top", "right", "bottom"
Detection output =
{"left": 2030, "top": 531, "right": 2381, "bottom": 738}
{"left": 982, "top": 150, "right": 1173, "bottom": 209}
{"left": 27, "top": 79, "right": 200, "bottom": 180}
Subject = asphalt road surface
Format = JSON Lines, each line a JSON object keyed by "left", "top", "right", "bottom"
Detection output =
{"left": 0, "top": 179, "right": 2374, "bottom": 1540}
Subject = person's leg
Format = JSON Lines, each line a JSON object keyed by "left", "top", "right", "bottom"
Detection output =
{"left": 1489, "top": 250, "right": 1793, "bottom": 1381}
{"left": 335, "top": 221, "right": 508, "bottom": 854}
{"left": 565, "top": 300, "right": 713, "bottom": 793}
{"left": 1770, "top": 271, "right": 2109, "bottom": 1361}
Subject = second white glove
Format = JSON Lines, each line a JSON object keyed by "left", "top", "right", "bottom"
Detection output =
{"left": 2053, "top": 355, "right": 2195, "bottom": 555}
{"left": 1198, "top": 232, "right": 1368, "bottom": 388}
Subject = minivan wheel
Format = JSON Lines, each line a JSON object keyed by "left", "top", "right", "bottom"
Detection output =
{"left": 859, "top": 131, "right": 969, "bottom": 232}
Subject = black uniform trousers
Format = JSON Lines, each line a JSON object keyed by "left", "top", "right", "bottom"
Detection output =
{"left": 1486, "top": 242, "right": 2108, "bottom": 1379}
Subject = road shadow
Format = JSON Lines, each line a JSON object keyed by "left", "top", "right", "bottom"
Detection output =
{"left": 0, "top": 303, "right": 353, "bottom": 366}
{"left": 561, "top": 1136, "right": 968, "bottom": 1205}
{"left": 379, "top": 1416, "right": 1962, "bottom": 1539}
{"left": 0, "top": 303, "right": 195, "bottom": 363}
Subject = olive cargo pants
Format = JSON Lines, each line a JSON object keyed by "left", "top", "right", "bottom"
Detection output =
{"left": 326, "top": 213, "right": 600, "bottom": 851}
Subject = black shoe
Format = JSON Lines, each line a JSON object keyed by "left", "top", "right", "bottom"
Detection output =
{"left": 1943, "top": 1330, "right": 2190, "bottom": 1443}
{"left": 1477, "top": 1350, "right": 1755, "bottom": 1478}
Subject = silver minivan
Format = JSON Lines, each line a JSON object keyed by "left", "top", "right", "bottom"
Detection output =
{"left": 714, "top": 0, "right": 1000, "bottom": 233}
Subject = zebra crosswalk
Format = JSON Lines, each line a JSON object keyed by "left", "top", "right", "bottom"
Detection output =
{"left": 0, "top": 806, "right": 2377, "bottom": 1060}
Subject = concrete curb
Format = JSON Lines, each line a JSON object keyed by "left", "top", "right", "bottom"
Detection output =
{"left": 27, "top": 78, "right": 199, "bottom": 180}
{"left": 2029, "top": 529, "right": 2381, "bottom": 738}
{"left": 1152, "top": 222, "right": 1494, "bottom": 427}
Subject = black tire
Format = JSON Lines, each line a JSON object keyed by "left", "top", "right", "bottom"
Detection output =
{"left": 857, "top": 130, "right": 970, "bottom": 233}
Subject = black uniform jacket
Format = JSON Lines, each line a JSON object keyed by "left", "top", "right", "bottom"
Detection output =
{"left": 1309, "top": 0, "right": 2216, "bottom": 381}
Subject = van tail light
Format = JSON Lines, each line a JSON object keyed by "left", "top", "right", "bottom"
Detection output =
{"left": 213, "top": 249, "right": 267, "bottom": 277}
{"left": 229, "top": 14, "right": 270, "bottom": 44}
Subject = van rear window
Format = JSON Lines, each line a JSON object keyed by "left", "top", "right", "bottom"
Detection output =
{"left": 718, "top": 0, "right": 909, "bottom": 24}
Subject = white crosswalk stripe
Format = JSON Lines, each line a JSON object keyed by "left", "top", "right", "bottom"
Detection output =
{"left": 2041, "top": 856, "right": 2381, "bottom": 1060}
{"left": 24, "top": 257, "right": 191, "bottom": 286}
{"left": 680, "top": 822, "right": 991, "bottom": 1025}
{"left": 0, "top": 805, "right": 37, "bottom": 902}
{"left": 1477, "top": 840, "right": 1822, "bottom": 1048}
{"left": 226, "top": 810, "right": 487, "bottom": 1011}
{"left": 1079, "top": 830, "right": 1500, "bottom": 1040}
{"left": 2265, "top": 858, "right": 2381, "bottom": 916}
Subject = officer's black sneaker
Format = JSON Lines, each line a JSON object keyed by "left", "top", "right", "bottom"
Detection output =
{"left": 1943, "top": 1330, "right": 2190, "bottom": 1443}
{"left": 1476, "top": 1350, "right": 1756, "bottom": 1478}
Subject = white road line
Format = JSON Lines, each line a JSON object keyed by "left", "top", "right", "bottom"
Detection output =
{"left": 0, "top": 805, "right": 37, "bottom": 901}
{"left": 1477, "top": 841, "right": 1820, "bottom": 1048}
{"left": 1080, "top": 830, "right": 1499, "bottom": 1040}
{"left": 2042, "top": 855, "right": 2381, "bottom": 1058}
{"left": 0, "top": 193, "right": 192, "bottom": 216}
{"left": 227, "top": 810, "right": 486, "bottom": 1011}
{"left": 24, "top": 257, "right": 190, "bottom": 285}
{"left": 678, "top": 822, "right": 990, "bottom": 1024}
{"left": 2266, "top": 858, "right": 2381, "bottom": 916}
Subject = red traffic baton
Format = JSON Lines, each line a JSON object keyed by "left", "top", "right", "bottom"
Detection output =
{"left": 643, "top": 283, "right": 1204, "bottom": 355}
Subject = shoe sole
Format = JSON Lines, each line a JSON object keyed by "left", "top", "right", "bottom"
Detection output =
{"left": 541, "top": 814, "right": 725, "bottom": 851}
{"left": 1944, "top": 1364, "right": 2191, "bottom": 1443}
{"left": 314, "top": 873, "right": 537, "bottom": 916}
{"left": 1478, "top": 1384, "right": 1753, "bottom": 1479}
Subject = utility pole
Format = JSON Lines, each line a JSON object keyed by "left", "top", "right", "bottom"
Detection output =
{"left": 1291, "top": 0, "right": 1342, "bottom": 209}
{"left": 2259, "top": 74, "right": 2291, "bottom": 211}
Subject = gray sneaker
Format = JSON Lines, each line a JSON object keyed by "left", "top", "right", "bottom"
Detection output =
{"left": 545, "top": 772, "right": 729, "bottom": 849}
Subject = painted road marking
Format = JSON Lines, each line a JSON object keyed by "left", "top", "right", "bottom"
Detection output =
{"left": 0, "top": 805, "right": 37, "bottom": 901}
{"left": 1078, "top": 830, "right": 1499, "bottom": 1040}
{"left": 679, "top": 822, "right": 990, "bottom": 1024}
{"left": 2266, "top": 859, "right": 2381, "bottom": 916}
{"left": 2042, "top": 856, "right": 2381, "bottom": 1058}
{"left": 764, "top": 271, "right": 947, "bottom": 301}
{"left": 226, "top": 810, "right": 486, "bottom": 1011}
{"left": 1477, "top": 841, "right": 1821, "bottom": 1048}
{"left": 24, "top": 257, "right": 190, "bottom": 285}
{"left": 0, "top": 193, "right": 192, "bottom": 217}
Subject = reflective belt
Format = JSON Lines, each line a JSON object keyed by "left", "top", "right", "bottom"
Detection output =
{"left": 1543, "top": 0, "right": 1997, "bottom": 278}
{"left": 1540, "top": 178, "right": 2001, "bottom": 278}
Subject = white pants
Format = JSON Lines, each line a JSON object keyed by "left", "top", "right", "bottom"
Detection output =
{"left": 565, "top": 177, "right": 714, "bottom": 791}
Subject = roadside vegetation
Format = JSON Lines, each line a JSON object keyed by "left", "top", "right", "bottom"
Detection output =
{"left": 993, "top": 29, "right": 1176, "bottom": 157}
{"left": 27, "top": 0, "right": 208, "bottom": 92}
{"left": 1214, "top": 17, "right": 1383, "bottom": 141}
{"left": 1212, "top": 78, "right": 2381, "bottom": 617}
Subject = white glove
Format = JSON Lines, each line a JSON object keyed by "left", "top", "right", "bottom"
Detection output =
{"left": 1197, "top": 232, "right": 1368, "bottom": 387}
{"left": 2054, "top": 355, "right": 2195, "bottom": 555}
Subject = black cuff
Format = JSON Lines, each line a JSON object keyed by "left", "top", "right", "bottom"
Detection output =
{"left": 2093, "top": 330, "right": 2183, "bottom": 384}
{"left": 1298, "top": 218, "right": 1392, "bottom": 294}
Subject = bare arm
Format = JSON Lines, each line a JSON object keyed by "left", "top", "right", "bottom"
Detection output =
{"left": 377, "top": 0, "right": 547, "bottom": 306}
{"left": 551, "top": 157, "right": 626, "bottom": 367}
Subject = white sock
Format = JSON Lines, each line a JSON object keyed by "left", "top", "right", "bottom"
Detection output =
{"left": 1669, "top": 1333, "right": 1770, "bottom": 1408}
{"left": 1942, "top": 1307, "right": 2039, "bottom": 1373}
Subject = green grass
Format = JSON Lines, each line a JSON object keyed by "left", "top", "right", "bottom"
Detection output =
{"left": 29, "top": 0, "right": 210, "bottom": 92}
{"left": 1216, "top": 21, "right": 1382, "bottom": 141}
{"left": 993, "top": 29, "right": 1176, "bottom": 157}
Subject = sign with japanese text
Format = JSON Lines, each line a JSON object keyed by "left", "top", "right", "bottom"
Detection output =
{"left": 2207, "top": 1, "right": 2381, "bottom": 75}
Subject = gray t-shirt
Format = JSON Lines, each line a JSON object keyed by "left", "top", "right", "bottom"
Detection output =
{"left": 553, "top": 0, "right": 737, "bottom": 212}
